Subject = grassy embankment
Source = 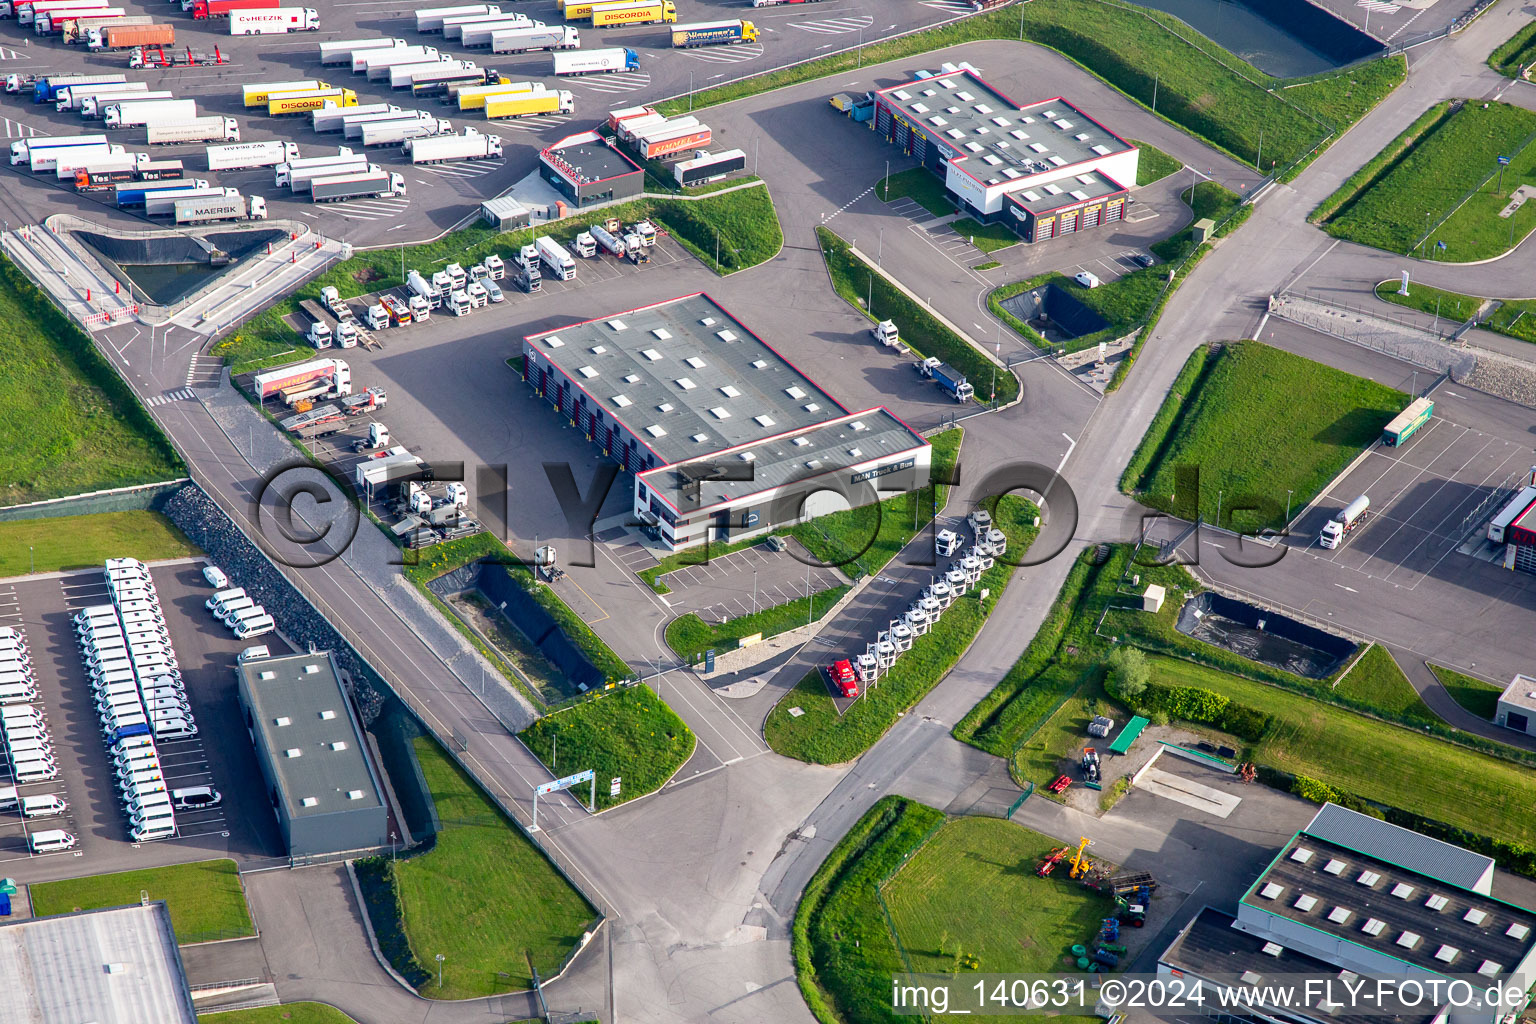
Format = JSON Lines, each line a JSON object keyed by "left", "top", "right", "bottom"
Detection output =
{"left": 0, "top": 510, "right": 197, "bottom": 577}
{"left": 1375, "top": 280, "right": 1536, "bottom": 344}
{"left": 665, "top": 585, "right": 852, "bottom": 663}
{"left": 1489, "top": 21, "right": 1536, "bottom": 78}
{"left": 1430, "top": 664, "right": 1503, "bottom": 720}
{"left": 218, "top": 186, "right": 783, "bottom": 371}
{"left": 31, "top": 860, "right": 253, "bottom": 943}
{"left": 1120, "top": 342, "right": 1405, "bottom": 533}
{"left": 0, "top": 255, "right": 183, "bottom": 505}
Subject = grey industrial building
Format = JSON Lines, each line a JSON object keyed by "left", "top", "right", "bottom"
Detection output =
{"left": 870, "top": 67, "right": 1139, "bottom": 242}
{"left": 237, "top": 650, "right": 389, "bottom": 858}
{"left": 1495, "top": 673, "right": 1536, "bottom": 736}
{"left": 0, "top": 902, "right": 198, "bottom": 1024}
{"left": 540, "top": 129, "right": 645, "bottom": 208}
{"left": 1161, "top": 803, "right": 1536, "bottom": 1024}
{"left": 520, "top": 293, "right": 931, "bottom": 550}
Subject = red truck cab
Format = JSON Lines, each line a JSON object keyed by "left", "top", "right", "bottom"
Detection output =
{"left": 828, "top": 659, "right": 858, "bottom": 698}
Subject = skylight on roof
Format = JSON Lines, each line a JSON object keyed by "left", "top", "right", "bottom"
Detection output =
{"left": 1362, "top": 918, "right": 1386, "bottom": 937}
{"left": 675, "top": 377, "right": 696, "bottom": 390}
{"left": 1029, "top": 142, "right": 1048, "bottom": 154}
{"left": 793, "top": 437, "right": 811, "bottom": 447}
{"left": 1091, "top": 144, "right": 1111, "bottom": 156}
{"left": 623, "top": 374, "right": 640, "bottom": 384}
{"left": 1260, "top": 883, "right": 1284, "bottom": 900}
{"left": 652, "top": 328, "right": 672, "bottom": 340}
{"left": 1396, "top": 932, "right": 1421, "bottom": 949}
{"left": 699, "top": 316, "right": 716, "bottom": 326}
{"left": 301, "top": 796, "right": 318, "bottom": 807}
{"left": 1261, "top": 942, "right": 1283, "bottom": 957}
{"left": 691, "top": 433, "right": 709, "bottom": 443}
{"left": 1358, "top": 871, "right": 1381, "bottom": 886}
{"left": 1324, "top": 859, "right": 1346, "bottom": 875}
{"left": 285, "top": 748, "right": 302, "bottom": 758}
{"left": 738, "top": 451, "right": 755, "bottom": 462}
{"left": 645, "top": 425, "right": 667, "bottom": 438}
{"left": 754, "top": 414, "right": 775, "bottom": 427}
{"left": 348, "top": 790, "right": 365, "bottom": 800}
{"left": 606, "top": 318, "right": 628, "bottom": 331}
{"left": 1508, "top": 923, "right": 1530, "bottom": 940}
{"left": 1465, "top": 908, "right": 1488, "bottom": 925}
{"left": 1294, "top": 894, "right": 1317, "bottom": 912}
{"left": 1327, "top": 907, "right": 1352, "bottom": 924}
{"left": 751, "top": 359, "right": 767, "bottom": 368}
{"left": 544, "top": 335, "right": 564, "bottom": 348}
{"left": 804, "top": 402, "right": 821, "bottom": 412}
{"left": 1240, "top": 970, "right": 1262, "bottom": 985}
{"left": 1426, "top": 894, "right": 1449, "bottom": 911}
{"left": 685, "top": 356, "right": 705, "bottom": 369}
{"left": 1291, "top": 848, "right": 1314, "bottom": 863}
{"left": 1053, "top": 118, "right": 1073, "bottom": 129}
{"left": 1480, "top": 961, "right": 1504, "bottom": 976}
{"left": 716, "top": 330, "right": 737, "bottom": 342}
{"left": 613, "top": 394, "right": 632, "bottom": 408}
{"left": 642, "top": 348, "right": 662, "bottom": 361}
{"left": 657, "top": 402, "right": 673, "bottom": 413}
{"left": 275, "top": 716, "right": 291, "bottom": 727}
{"left": 320, "top": 709, "right": 335, "bottom": 720}
{"left": 1435, "top": 945, "right": 1459, "bottom": 963}
{"left": 851, "top": 420, "right": 867, "bottom": 431}
{"left": 578, "top": 366, "right": 598, "bottom": 379}
{"left": 715, "top": 385, "right": 738, "bottom": 399}
{"left": 710, "top": 407, "right": 731, "bottom": 420}
{"left": 591, "top": 344, "right": 606, "bottom": 354}
{"left": 331, "top": 742, "right": 347, "bottom": 751}
{"left": 1010, "top": 129, "right": 1028, "bottom": 140}
{"left": 1075, "top": 132, "right": 1091, "bottom": 141}
{"left": 1391, "top": 883, "right": 1415, "bottom": 900}
{"left": 785, "top": 386, "right": 806, "bottom": 400}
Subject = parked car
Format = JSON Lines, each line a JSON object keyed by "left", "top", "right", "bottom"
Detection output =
{"left": 202, "top": 564, "right": 229, "bottom": 588}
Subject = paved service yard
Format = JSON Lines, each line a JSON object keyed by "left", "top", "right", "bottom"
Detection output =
{"left": 648, "top": 539, "right": 849, "bottom": 624}
{"left": 1290, "top": 405, "right": 1535, "bottom": 590}
{"left": 0, "top": 564, "right": 285, "bottom": 880}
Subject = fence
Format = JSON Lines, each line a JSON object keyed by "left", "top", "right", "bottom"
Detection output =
{"left": 1412, "top": 123, "right": 1536, "bottom": 254}
{"left": 1005, "top": 781, "right": 1034, "bottom": 819}
{"left": 1269, "top": 290, "right": 1474, "bottom": 376}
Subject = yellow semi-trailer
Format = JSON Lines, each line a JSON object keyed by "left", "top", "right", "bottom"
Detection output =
{"left": 591, "top": 0, "right": 673, "bottom": 26}
{"left": 243, "top": 79, "right": 326, "bottom": 106}
{"left": 485, "top": 89, "right": 571, "bottom": 119}
{"left": 457, "top": 80, "right": 542, "bottom": 111}
{"left": 561, "top": 0, "right": 620, "bottom": 20}
{"left": 267, "top": 88, "right": 357, "bottom": 116}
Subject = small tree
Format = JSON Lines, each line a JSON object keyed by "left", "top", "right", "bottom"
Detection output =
{"left": 1106, "top": 646, "right": 1149, "bottom": 700}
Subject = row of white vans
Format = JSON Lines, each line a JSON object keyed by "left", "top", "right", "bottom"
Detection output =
{"left": 0, "top": 630, "right": 63, "bottom": 805}
{"left": 0, "top": 626, "right": 39, "bottom": 707}
{"left": 205, "top": 586, "right": 275, "bottom": 640}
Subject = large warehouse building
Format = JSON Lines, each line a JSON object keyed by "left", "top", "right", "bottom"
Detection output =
{"left": 871, "top": 68, "right": 1139, "bottom": 242}
{"left": 237, "top": 651, "right": 390, "bottom": 859}
{"left": 1161, "top": 803, "right": 1536, "bottom": 1024}
{"left": 520, "top": 293, "right": 931, "bottom": 550}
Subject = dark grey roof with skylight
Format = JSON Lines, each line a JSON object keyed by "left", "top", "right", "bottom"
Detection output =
{"left": 1005, "top": 169, "right": 1128, "bottom": 215}
{"left": 524, "top": 293, "right": 845, "bottom": 465}
{"left": 237, "top": 652, "right": 382, "bottom": 821}
{"left": 1304, "top": 803, "right": 1494, "bottom": 893}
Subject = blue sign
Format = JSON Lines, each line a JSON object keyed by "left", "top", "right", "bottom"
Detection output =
{"left": 535, "top": 769, "right": 594, "bottom": 796}
{"left": 1499, "top": 156, "right": 1511, "bottom": 165}
{"left": 1436, "top": 241, "right": 1447, "bottom": 251}
{"left": 705, "top": 649, "right": 716, "bottom": 673}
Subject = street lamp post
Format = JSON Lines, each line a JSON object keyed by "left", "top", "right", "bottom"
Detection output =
{"left": 390, "top": 831, "right": 396, "bottom": 861}
{"left": 1285, "top": 489, "right": 1294, "bottom": 524}
{"left": 688, "top": 70, "right": 694, "bottom": 111}
{"left": 1216, "top": 490, "right": 1223, "bottom": 530}
{"left": 752, "top": 569, "right": 758, "bottom": 613}
{"left": 435, "top": 954, "right": 445, "bottom": 989}
{"left": 28, "top": 547, "right": 33, "bottom": 574}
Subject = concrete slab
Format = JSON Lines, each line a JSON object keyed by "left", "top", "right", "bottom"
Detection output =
{"left": 1137, "top": 767, "right": 1242, "bottom": 819}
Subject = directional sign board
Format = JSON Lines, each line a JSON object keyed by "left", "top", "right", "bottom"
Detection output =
{"left": 611, "top": 777, "right": 622, "bottom": 798}
{"left": 536, "top": 769, "right": 594, "bottom": 797}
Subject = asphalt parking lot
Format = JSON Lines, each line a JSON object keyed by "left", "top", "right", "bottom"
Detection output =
{"left": 646, "top": 539, "right": 848, "bottom": 624}
{"left": 1292, "top": 410, "right": 1536, "bottom": 590}
{"left": 0, "top": 0, "right": 966, "bottom": 243}
{"left": 0, "top": 563, "right": 285, "bottom": 878}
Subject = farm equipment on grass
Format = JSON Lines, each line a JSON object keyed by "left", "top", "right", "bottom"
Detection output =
{"left": 1047, "top": 775, "right": 1072, "bottom": 795}
{"left": 1037, "top": 846, "right": 1070, "bottom": 878}
{"left": 1068, "top": 836, "right": 1094, "bottom": 879}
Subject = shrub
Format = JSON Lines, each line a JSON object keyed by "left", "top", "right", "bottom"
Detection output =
{"left": 1106, "top": 647, "right": 1149, "bottom": 700}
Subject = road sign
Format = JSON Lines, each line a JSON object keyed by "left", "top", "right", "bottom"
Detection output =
{"left": 1500, "top": 156, "right": 1511, "bottom": 165}
{"left": 704, "top": 648, "right": 715, "bottom": 673}
{"left": 610, "top": 777, "right": 622, "bottom": 798}
{"left": 535, "top": 769, "right": 594, "bottom": 797}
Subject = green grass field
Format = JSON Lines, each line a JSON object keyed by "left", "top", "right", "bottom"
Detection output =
{"left": 1151, "top": 656, "right": 1536, "bottom": 847}
{"left": 1132, "top": 139, "right": 1182, "bottom": 185}
{"left": 766, "top": 496, "right": 1037, "bottom": 764}
{"left": 877, "top": 167, "right": 955, "bottom": 217}
{"left": 991, "top": 267, "right": 1168, "bottom": 355}
{"left": 391, "top": 738, "right": 596, "bottom": 998}
{"left": 661, "top": 0, "right": 1404, "bottom": 176}
{"left": 1324, "top": 101, "right": 1536, "bottom": 258}
{"left": 1430, "top": 664, "right": 1503, "bottom": 721}
{"left": 950, "top": 218, "right": 1020, "bottom": 253}
{"left": 31, "top": 860, "right": 252, "bottom": 943}
{"left": 1312, "top": 101, "right": 1454, "bottom": 225}
{"left": 1152, "top": 181, "right": 1250, "bottom": 262}
{"left": 818, "top": 228, "right": 1019, "bottom": 405}
{"left": 217, "top": 187, "right": 781, "bottom": 369}
{"left": 885, "top": 817, "right": 1115, "bottom": 988}
{"left": 199, "top": 1005, "right": 357, "bottom": 1024}
{"left": 1332, "top": 645, "right": 1436, "bottom": 728}
{"left": 0, "top": 511, "right": 197, "bottom": 578}
{"left": 1010, "top": 669, "right": 1129, "bottom": 793}
{"left": 518, "top": 685, "right": 695, "bottom": 809}
{"left": 0, "top": 256, "right": 183, "bottom": 505}
{"left": 1489, "top": 22, "right": 1536, "bottom": 78}
{"left": 665, "top": 585, "right": 850, "bottom": 662}
{"left": 1375, "top": 281, "right": 1536, "bottom": 343}
{"left": 1123, "top": 342, "right": 1405, "bottom": 532}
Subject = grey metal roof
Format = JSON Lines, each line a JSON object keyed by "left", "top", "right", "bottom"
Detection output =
{"left": 1246, "top": 833, "right": 1534, "bottom": 978}
{"left": 0, "top": 903, "right": 197, "bottom": 1024}
{"left": 237, "top": 651, "right": 383, "bottom": 821}
{"left": 637, "top": 407, "right": 927, "bottom": 514}
{"left": 1304, "top": 803, "right": 1494, "bottom": 892}
{"left": 1497, "top": 673, "right": 1536, "bottom": 713}
{"left": 1005, "top": 169, "right": 1128, "bottom": 216}
{"left": 524, "top": 293, "right": 847, "bottom": 466}
{"left": 878, "top": 72, "right": 1133, "bottom": 188}
{"left": 541, "top": 130, "right": 642, "bottom": 185}
{"left": 481, "top": 195, "right": 530, "bottom": 218}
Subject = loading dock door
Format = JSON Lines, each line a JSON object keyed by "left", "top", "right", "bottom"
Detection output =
{"left": 1105, "top": 197, "right": 1124, "bottom": 223}
{"left": 1058, "top": 210, "right": 1078, "bottom": 235}
{"left": 1034, "top": 216, "right": 1054, "bottom": 241}
{"left": 1081, "top": 204, "right": 1101, "bottom": 229}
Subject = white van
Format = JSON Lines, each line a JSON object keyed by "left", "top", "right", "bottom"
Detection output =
{"left": 0, "top": 685, "right": 38, "bottom": 706}
{"left": 7, "top": 737, "right": 53, "bottom": 760}
{"left": 20, "top": 794, "right": 67, "bottom": 819}
{"left": 85, "top": 638, "right": 127, "bottom": 660}
{"left": 202, "top": 565, "right": 229, "bottom": 588}
{"left": 130, "top": 818, "right": 176, "bottom": 843}
{"left": 117, "top": 763, "right": 162, "bottom": 788}
{"left": 4, "top": 725, "right": 49, "bottom": 746}
{"left": 172, "top": 786, "right": 221, "bottom": 811}
{"left": 216, "top": 597, "right": 255, "bottom": 622}
{"left": 28, "top": 828, "right": 76, "bottom": 852}
{"left": 226, "top": 606, "right": 268, "bottom": 629}
{"left": 144, "top": 697, "right": 190, "bottom": 717}
{"left": 123, "top": 777, "right": 168, "bottom": 801}
{"left": 142, "top": 685, "right": 186, "bottom": 704}
{"left": 89, "top": 658, "right": 132, "bottom": 679}
{"left": 14, "top": 761, "right": 59, "bottom": 783}
{"left": 207, "top": 588, "right": 246, "bottom": 610}
{"left": 0, "top": 649, "right": 32, "bottom": 668}
{"left": 129, "top": 799, "right": 173, "bottom": 825}
{"left": 152, "top": 717, "right": 197, "bottom": 741}
{"left": 115, "top": 594, "right": 158, "bottom": 613}
{"left": 0, "top": 705, "right": 41, "bottom": 725}
{"left": 131, "top": 656, "right": 174, "bottom": 678}
{"left": 0, "top": 786, "right": 16, "bottom": 811}
{"left": 105, "top": 557, "right": 146, "bottom": 571}
{"left": 238, "top": 645, "right": 271, "bottom": 663}
{"left": 234, "top": 615, "right": 275, "bottom": 640}
{"left": 128, "top": 638, "right": 169, "bottom": 657}
{"left": 112, "top": 733, "right": 156, "bottom": 754}
{"left": 97, "top": 697, "right": 145, "bottom": 720}
{"left": 74, "top": 604, "right": 117, "bottom": 624}
{"left": 0, "top": 671, "right": 34, "bottom": 689}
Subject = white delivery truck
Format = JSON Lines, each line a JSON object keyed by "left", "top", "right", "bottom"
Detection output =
{"left": 146, "top": 117, "right": 240, "bottom": 145}
{"left": 535, "top": 236, "right": 575, "bottom": 281}
{"left": 206, "top": 140, "right": 299, "bottom": 170}
{"left": 104, "top": 98, "right": 197, "bottom": 129}
{"left": 318, "top": 37, "right": 404, "bottom": 64}
{"left": 490, "top": 24, "right": 577, "bottom": 53}
{"left": 403, "top": 129, "right": 502, "bottom": 163}
{"left": 229, "top": 7, "right": 318, "bottom": 33}
{"left": 1319, "top": 495, "right": 1370, "bottom": 549}
{"left": 174, "top": 193, "right": 267, "bottom": 224}
{"left": 313, "top": 104, "right": 395, "bottom": 133}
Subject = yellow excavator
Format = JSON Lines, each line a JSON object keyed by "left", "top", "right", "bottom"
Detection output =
{"left": 1068, "top": 836, "right": 1095, "bottom": 879}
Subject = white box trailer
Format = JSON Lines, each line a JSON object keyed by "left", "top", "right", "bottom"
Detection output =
{"left": 443, "top": 12, "right": 528, "bottom": 41}
{"left": 354, "top": 45, "right": 439, "bottom": 74}
{"left": 104, "top": 98, "right": 196, "bottom": 128}
{"left": 552, "top": 47, "right": 636, "bottom": 75}
{"left": 389, "top": 59, "right": 471, "bottom": 89}
{"left": 10, "top": 134, "right": 108, "bottom": 165}
{"left": 630, "top": 114, "right": 698, "bottom": 143}
{"left": 535, "top": 235, "right": 575, "bottom": 280}
{"left": 229, "top": 7, "right": 317, "bottom": 34}
{"left": 460, "top": 17, "right": 540, "bottom": 47}
{"left": 360, "top": 118, "right": 447, "bottom": 147}
{"left": 313, "top": 103, "right": 396, "bottom": 133}
{"left": 145, "top": 185, "right": 235, "bottom": 216}
{"left": 404, "top": 129, "right": 502, "bottom": 163}
{"left": 285, "top": 158, "right": 370, "bottom": 191}
{"left": 37, "top": 7, "right": 123, "bottom": 34}
{"left": 30, "top": 142, "right": 114, "bottom": 173}
{"left": 273, "top": 151, "right": 361, "bottom": 186}
{"left": 252, "top": 357, "right": 350, "bottom": 400}
{"left": 81, "top": 89, "right": 171, "bottom": 118}
{"left": 175, "top": 193, "right": 267, "bottom": 223}
{"left": 54, "top": 80, "right": 146, "bottom": 111}
{"left": 206, "top": 139, "right": 299, "bottom": 170}
{"left": 344, "top": 111, "right": 440, "bottom": 140}
{"left": 147, "top": 116, "right": 239, "bottom": 145}
{"left": 318, "top": 37, "right": 403, "bottom": 64}
{"left": 415, "top": 4, "right": 497, "bottom": 32}
{"left": 310, "top": 169, "right": 404, "bottom": 202}
{"left": 490, "top": 24, "right": 576, "bottom": 53}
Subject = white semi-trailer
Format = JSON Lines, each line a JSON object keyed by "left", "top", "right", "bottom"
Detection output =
{"left": 206, "top": 140, "right": 299, "bottom": 170}
{"left": 403, "top": 129, "right": 502, "bottom": 163}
